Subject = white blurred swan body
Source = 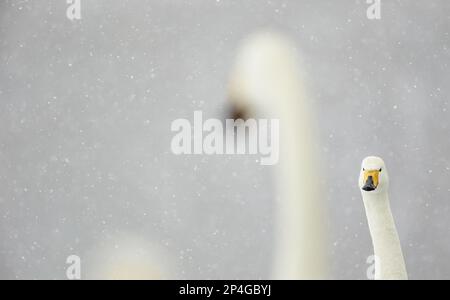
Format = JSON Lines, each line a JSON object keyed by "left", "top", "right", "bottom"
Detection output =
{"left": 228, "top": 32, "right": 327, "bottom": 279}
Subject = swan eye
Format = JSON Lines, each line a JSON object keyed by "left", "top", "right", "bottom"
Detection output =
{"left": 362, "top": 168, "right": 365, "bottom": 171}
{"left": 379, "top": 168, "right": 382, "bottom": 172}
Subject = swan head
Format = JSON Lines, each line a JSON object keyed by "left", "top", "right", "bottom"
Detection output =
{"left": 359, "top": 156, "right": 389, "bottom": 194}
{"left": 228, "top": 32, "right": 302, "bottom": 119}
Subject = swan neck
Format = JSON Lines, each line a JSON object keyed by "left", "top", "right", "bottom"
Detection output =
{"left": 362, "top": 192, "right": 408, "bottom": 280}
{"left": 272, "top": 104, "right": 327, "bottom": 279}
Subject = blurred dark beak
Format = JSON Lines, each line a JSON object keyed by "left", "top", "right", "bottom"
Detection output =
{"left": 226, "top": 102, "right": 249, "bottom": 120}
{"left": 362, "top": 176, "right": 376, "bottom": 191}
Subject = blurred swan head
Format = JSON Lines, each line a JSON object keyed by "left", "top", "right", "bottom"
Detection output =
{"left": 228, "top": 31, "right": 304, "bottom": 119}
{"left": 86, "top": 235, "right": 171, "bottom": 280}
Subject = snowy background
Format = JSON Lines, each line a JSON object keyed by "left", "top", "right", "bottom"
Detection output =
{"left": 0, "top": 0, "right": 449, "bottom": 279}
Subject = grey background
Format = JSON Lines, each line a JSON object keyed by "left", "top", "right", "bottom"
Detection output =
{"left": 0, "top": 0, "right": 449, "bottom": 279}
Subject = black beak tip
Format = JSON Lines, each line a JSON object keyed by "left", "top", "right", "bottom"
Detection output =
{"left": 362, "top": 185, "right": 376, "bottom": 192}
{"left": 362, "top": 176, "right": 376, "bottom": 192}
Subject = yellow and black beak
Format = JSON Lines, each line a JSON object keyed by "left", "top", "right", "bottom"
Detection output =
{"left": 362, "top": 169, "right": 380, "bottom": 191}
